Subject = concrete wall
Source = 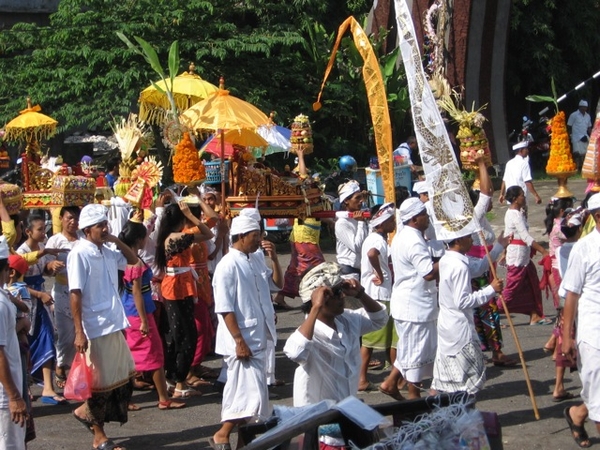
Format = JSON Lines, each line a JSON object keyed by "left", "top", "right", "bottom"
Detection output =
{"left": 0, "top": 0, "right": 60, "bottom": 13}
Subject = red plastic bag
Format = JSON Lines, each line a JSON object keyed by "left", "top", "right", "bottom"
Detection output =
{"left": 64, "top": 353, "right": 92, "bottom": 401}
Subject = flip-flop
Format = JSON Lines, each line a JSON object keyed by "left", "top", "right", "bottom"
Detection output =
{"left": 552, "top": 392, "right": 575, "bottom": 402}
{"left": 55, "top": 374, "right": 67, "bottom": 389}
{"left": 127, "top": 403, "right": 141, "bottom": 411}
{"left": 41, "top": 395, "right": 69, "bottom": 405}
{"left": 73, "top": 412, "right": 94, "bottom": 435}
{"left": 564, "top": 406, "right": 591, "bottom": 448}
{"left": 158, "top": 400, "right": 186, "bottom": 410}
{"left": 132, "top": 380, "right": 155, "bottom": 391}
{"left": 208, "top": 437, "right": 232, "bottom": 450}
{"left": 492, "top": 358, "right": 518, "bottom": 367}
{"left": 378, "top": 385, "right": 405, "bottom": 401}
{"left": 530, "top": 318, "right": 553, "bottom": 325}
{"left": 358, "top": 381, "right": 377, "bottom": 392}
{"left": 94, "top": 439, "right": 126, "bottom": 450}
{"left": 543, "top": 346, "right": 555, "bottom": 354}
{"left": 185, "top": 377, "right": 212, "bottom": 388}
{"left": 368, "top": 359, "right": 384, "bottom": 370}
{"left": 172, "top": 388, "right": 201, "bottom": 399}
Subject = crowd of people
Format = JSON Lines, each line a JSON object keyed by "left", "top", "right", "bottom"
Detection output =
{"left": 1, "top": 141, "right": 600, "bottom": 450}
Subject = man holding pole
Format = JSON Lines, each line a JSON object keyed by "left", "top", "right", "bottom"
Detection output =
{"left": 561, "top": 192, "right": 600, "bottom": 448}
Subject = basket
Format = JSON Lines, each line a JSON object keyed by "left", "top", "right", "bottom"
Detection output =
{"left": 204, "top": 160, "right": 230, "bottom": 184}
{"left": 0, "top": 183, "right": 23, "bottom": 215}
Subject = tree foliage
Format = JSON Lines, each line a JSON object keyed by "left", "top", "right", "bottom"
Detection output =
{"left": 0, "top": 0, "right": 407, "bottom": 166}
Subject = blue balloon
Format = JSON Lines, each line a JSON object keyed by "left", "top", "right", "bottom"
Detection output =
{"left": 339, "top": 155, "right": 357, "bottom": 172}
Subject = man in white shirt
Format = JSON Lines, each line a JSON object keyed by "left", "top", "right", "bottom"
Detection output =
{"left": 68, "top": 204, "right": 138, "bottom": 450}
{"left": 393, "top": 136, "right": 418, "bottom": 172}
{"left": 432, "top": 230, "right": 506, "bottom": 394}
{"left": 211, "top": 215, "right": 283, "bottom": 450}
{"left": 567, "top": 99, "right": 592, "bottom": 171}
{"left": 0, "top": 236, "right": 27, "bottom": 450}
{"left": 335, "top": 180, "right": 368, "bottom": 280}
{"left": 498, "top": 141, "right": 542, "bottom": 205}
{"left": 383, "top": 198, "right": 439, "bottom": 400}
{"left": 561, "top": 193, "right": 600, "bottom": 448}
{"left": 413, "top": 181, "right": 445, "bottom": 260}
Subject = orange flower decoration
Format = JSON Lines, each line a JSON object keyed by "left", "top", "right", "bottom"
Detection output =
{"left": 173, "top": 132, "right": 206, "bottom": 184}
{"left": 546, "top": 111, "right": 577, "bottom": 173}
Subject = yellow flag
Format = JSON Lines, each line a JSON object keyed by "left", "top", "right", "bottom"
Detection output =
{"left": 314, "top": 17, "right": 395, "bottom": 205}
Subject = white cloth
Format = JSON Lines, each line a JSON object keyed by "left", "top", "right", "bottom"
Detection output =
{"left": 588, "top": 193, "right": 600, "bottom": 211}
{"left": 432, "top": 340, "right": 486, "bottom": 394}
{"left": 213, "top": 248, "right": 277, "bottom": 356}
{"left": 502, "top": 154, "right": 532, "bottom": 198}
{"left": 424, "top": 202, "right": 445, "bottom": 258}
{"left": 398, "top": 197, "right": 425, "bottom": 223}
{"left": 338, "top": 180, "right": 360, "bottom": 203}
{"left": 0, "top": 236, "right": 9, "bottom": 259}
{"left": 393, "top": 320, "right": 436, "bottom": 383}
{"left": 471, "top": 194, "right": 495, "bottom": 246}
{"left": 284, "top": 307, "right": 388, "bottom": 406}
{"left": 360, "top": 233, "right": 392, "bottom": 301}
{"left": 298, "top": 262, "right": 343, "bottom": 303}
{"left": 79, "top": 203, "right": 109, "bottom": 230}
{"left": 238, "top": 207, "right": 261, "bottom": 224}
{"left": 0, "top": 289, "right": 22, "bottom": 411}
{"left": 393, "top": 142, "right": 413, "bottom": 165}
{"left": 561, "top": 228, "right": 600, "bottom": 349}
{"left": 369, "top": 202, "right": 395, "bottom": 229}
{"left": 437, "top": 250, "right": 498, "bottom": 356}
{"left": 577, "top": 341, "right": 600, "bottom": 422}
{"left": 66, "top": 238, "right": 129, "bottom": 340}
{"left": 0, "top": 409, "right": 25, "bottom": 450}
{"left": 106, "top": 197, "right": 131, "bottom": 237}
{"left": 412, "top": 181, "right": 428, "bottom": 194}
{"left": 390, "top": 226, "right": 437, "bottom": 322}
{"left": 504, "top": 209, "right": 535, "bottom": 267}
{"left": 335, "top": 217, "right": 368, "bottom": 270}
{"left": 557, "top": 242, "right": 575, "bottom": 299}
{"left": 567, "top": 110, "right": 592, "bottom": 152}
{"left": 230, "top": 216, "right": 260, "bottom": 236}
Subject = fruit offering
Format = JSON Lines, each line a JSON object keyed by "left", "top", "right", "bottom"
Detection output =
{"left": 290, "top": 114, "right": 314, "bottom": 155}
{"left": 546, "top": 111, "right": 576, "bottom": 174}
{"left": 173, "top": 132, "right": 206, "bottom": 185}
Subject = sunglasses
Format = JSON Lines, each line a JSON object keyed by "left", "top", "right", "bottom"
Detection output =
{"left": 331, "top": 281, "right": 346, "bottom": 297}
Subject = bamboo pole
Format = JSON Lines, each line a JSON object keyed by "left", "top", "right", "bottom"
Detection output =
{"left": 479, "top": 230, "right": 540, "bottom": 420}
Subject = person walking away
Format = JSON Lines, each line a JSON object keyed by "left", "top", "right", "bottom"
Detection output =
{"left": 498, "top": 141, "right": 542, "bottom": 206}
{"left": 567, "top": 100, "right": 592, "bottom": 171}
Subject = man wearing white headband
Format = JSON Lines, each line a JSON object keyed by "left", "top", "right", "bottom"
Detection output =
{"left": 357, "top": 203, "right": 401, "bottom": 394}
{"left": 211, "top": 213, "right": 283, "bottom": 449}
{"left": 568, "top": 99, "right": 592, "bottom": 171}
{"left": 67, "top": 204, "right": 139, "bottom": 450}
{"left": 498, "top": 140, "right": 542, "bottom": 206}
{"left": 335, "top": 180, "right": 368, "bottom": 280}
{"left": 412, "top": 180, "right": 444, "bottom": 260}
{"left": 380, "top": 197, "right": 439, "bottom": 400}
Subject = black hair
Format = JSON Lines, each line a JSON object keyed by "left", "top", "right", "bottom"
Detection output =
{"left": 505, "top": 186, "right": 523, "bottom": 204}
{"left": 370, "top": 204, "right": 382, "bottom": 216}
{"left": 154, "top": 204, "right": 186, "bottom": 270}
{"left": 468, "top": 188, "right": 480, "bottom": 207}
{"left": 0, "top": 259, "right": 7, "bottom": 273}
{"left": 26, "top": 213, "right": 45, "bottom": 231}
{"left": 560, "top": 220, "right": 580, "bottom": 239}
{"left": 118, "top": 220, "right": 147, "bottom": 248}
{"left": 395, "top": 186, "right": 410, "bottom": 208}
{"left": 300, "top": 300, "right": 312, "bottom": 315}
{"left": 59, "top": 206, "right": 80, "bottom": 218}
{"left": 544, "top": 197, "right": 574, "bottom": 235}
{"left": 106, "top": 157, "right": 121, "bottom": 172}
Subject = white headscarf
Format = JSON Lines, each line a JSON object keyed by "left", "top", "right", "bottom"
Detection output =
{"left": 338, "top": 180, "right": 360, "bottom": 203}
{"left": 230, "top": 215, "right": 260, "bottom": 236}
{"left": 412, "top": 181, "right": 429, "bottom": 195}
{"left": 239, "top": 207, "right": 261, "bottom": 224}
{"left": 298, "top": 262, "right": 343, "bottom": 303}
{"left": 200, "top": 184, "right": 218, "bottom": 199}
{"left": 370, "top": 202, "right": 395, "bottom": 229}
{"left": 79, "top": 204, "right": 108, "bottom": 230}
{"left": 399, "top": 197, "right": 426, "bottom": 223}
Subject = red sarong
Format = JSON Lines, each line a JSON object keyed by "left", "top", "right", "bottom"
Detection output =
{"left": 499, "top": 262, "right": 544, "bottom": 317}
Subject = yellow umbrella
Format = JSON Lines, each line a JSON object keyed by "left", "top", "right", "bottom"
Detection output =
{"left": 4, "top": 98, "right": 58, "bottom": 143}
{"left": 139, "top": 63, "right": 219, "bottom": 125}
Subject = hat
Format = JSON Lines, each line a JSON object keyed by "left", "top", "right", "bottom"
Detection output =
{"left": 567, "top": 214, "right": 583, "bottom": 227}
{"left": 230, "top": 215, "right": 261, "bottom": 236}
{"left": 370, "top": 202, "right": 395, "bottom": 229}
{"left": 8, "top": 254, "right": 28, "bottom": 277}
{"left": 413, "top": 181, "right": 429, "bottom": 195}
{"left": 587, "top": 192, "right": 600, "bottom": 211}
{"left": 200, "top": 184, "right": 217, "bottom": 199}
{"left": 298, "top": 262, "right": 343, "bottom": 303}
{"left": 399, "top": 197, "right": 426, "bottom": 223}
{"left": 579, "top": 100, "right": 588, "bottom": 107}
{"left": 0, "top": 236, "right": 9, "bottom": 259}
{"left": 79, "top": 204, "right": 108, "bottom": 230}
{"left": 338, "top": 180, "right": 360, "bottom": 203}
{"left": 239, "top": 207, "right": 261, "bottom": 224}
{"left": 512, "top": 141, "right": 528, "bottom": 151}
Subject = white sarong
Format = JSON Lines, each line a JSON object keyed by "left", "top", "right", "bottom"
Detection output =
{"left": 394, "top": 320, "right": 436, "bottom": 383}
{"left": 578, "top": 341, "right": 600, "bottom": 422}
{"left": 431, "top": 340, "right": 486, "bottom": 394}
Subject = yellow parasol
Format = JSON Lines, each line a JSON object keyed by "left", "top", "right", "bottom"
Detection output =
{"left": 4, "top": 98, "right": 58, "bottom": 143}
{"left": 180, "top": 78, "right": 270, "bottom": 210}
{"left": 139, "top": 63, "right": 219, "bottom": 125}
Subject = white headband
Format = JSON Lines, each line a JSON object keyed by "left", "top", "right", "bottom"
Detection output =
{"left": 230, "top": 215, "right": 260, "bottom": 236}
{"left": 79, "top": 204, "right": 108, "bottom": 230}
{"left": 239, "top": 207, "right": 261, "bottom": 224}
{"left": 512, "top": 141, "right": 528, "bottom": 151}
{"left": 399, "top": 197, "right": 426, "bottom": 223}
{"left": 412, "top": 181, "right": 429, "bottom": 195}
{"left": 338, "top": 180, "right": 360, "bottom": 203}
{"left": 370, "top": 202, "right": 395, "bottom": 229}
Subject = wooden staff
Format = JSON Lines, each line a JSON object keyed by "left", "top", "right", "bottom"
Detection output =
{"left": 479, "top": 230, "right": 540, "bottom": 420}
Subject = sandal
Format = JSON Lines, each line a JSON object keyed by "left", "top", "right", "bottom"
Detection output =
{"left": 127, "top": 403, "right": 141, "bottom": 411}
{"left": 73, "top": 411, "right": 94, "bottom": 435}
{"left": 172, "top": 388, "right": 201, "bottom": 399}
{"left": 55, "top": 373, "right": 67, "bottom": 390}
{"left": 185, "top": 376, "right": 212, "bottom": 388}
{"left": 132, "top": 379, "right": 155, "bottom": 391}
{"left": 158, "top": 400, "right": 186, "bottom": 410}
{"left": 208, "top": 437, "right": 232, "bottom": 450}
{"left": 368, "top": 359, "right": 383, "bottom": 370}
{"left": 378, "top": 385, "right": 405, "bottom": 401}
{"left": 94, "top": 439, "right": 126, "bottom": 450}
{"left": 564, "top": 406, "right": 591, "bottom": 448}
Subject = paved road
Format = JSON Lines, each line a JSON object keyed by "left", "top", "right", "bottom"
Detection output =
{"left": 27, "top": 178, "right": 594, "bottom": 449}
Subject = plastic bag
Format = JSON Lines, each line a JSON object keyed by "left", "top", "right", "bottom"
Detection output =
{"left": 64, "top": 353, "right": 92, "bottom": 401}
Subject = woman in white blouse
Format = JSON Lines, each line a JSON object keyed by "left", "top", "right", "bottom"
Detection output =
{"left": 502, "top": 186, "right": 550, "bottom": 325}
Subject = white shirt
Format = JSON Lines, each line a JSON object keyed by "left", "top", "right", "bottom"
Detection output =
{"left": 567, "top": 110, "right": 592, "bottom": 143}
{"left": 424, "top": 202, "right": 445, "bottom": 258}
{"left": 437, "top": 251, "right": 497, "bottom": 355}
{"left": 66, "top": 239, "right": 129, "bottom": 340}
{"left": 472, "top": 194, "right": 495, "bottom": 247}
{"left": 0, "top": 289, "right": 22, "bottom": 410}
{"left": 283, "top": 306, "right": 388, "bottom": 407}
{"left": 503, "top": 154, "right": 532, "bottom": 198}
{"left": 390, "top": 225, "right": 438, "bottom": 322}
{"left": 213, "top": 248, "right": 277, "bottom": 356}
{"left": 393, "top": 143, "right": 413, "bottom": 165}
{"left": 335, "top": 217, "right": 368, "bottom": 270}
{"left": 561, "top": 228, "right": 600, "bottom": 349}
{"left": 557, "top": 242, "right": 576, "bottom": 298}
{"left": 360, "top": 232, "right": 392, "bottom": 301}
{"left": 504, "top": 209, "right": 535, "bottom": 267}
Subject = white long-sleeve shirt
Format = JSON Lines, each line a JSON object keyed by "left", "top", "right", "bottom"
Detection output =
{"left": 335, "top": 217, "right": 368, "bottom": 270}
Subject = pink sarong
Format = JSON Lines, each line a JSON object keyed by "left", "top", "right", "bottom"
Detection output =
{"left": 192, "top": 300, "right": 215, "bottom": 367}
{"left": 500, "top": 262, "right": 544, "bottom": 317}
{"left": 124, "top": 314, "right": 164, "bottom": 372}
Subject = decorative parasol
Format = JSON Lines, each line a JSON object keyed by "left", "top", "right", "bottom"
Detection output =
{"left": 4, "top": 98, "right": 58, "bottom": 143}
{"left": 139, "top": 63, "right": 219, "bottom": 125}
{"left": 180, "top": 78, "right": 270, "bottom": 210}
{"left": 257, "top": 113, "right": 291, "bottom": 155}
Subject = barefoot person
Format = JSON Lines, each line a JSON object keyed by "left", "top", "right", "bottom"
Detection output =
{"left": 68, "top": 204, "right": 138, "bottom": 450}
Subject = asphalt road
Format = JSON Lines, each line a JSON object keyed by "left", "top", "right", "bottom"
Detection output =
{"left": 27, "top": 178, "right": 594, "bottom": 449}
